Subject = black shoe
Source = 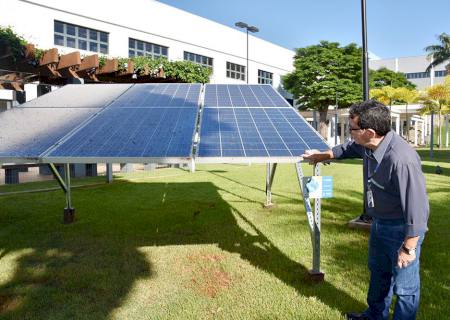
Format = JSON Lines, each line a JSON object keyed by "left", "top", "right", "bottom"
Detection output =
{"left": 358, "top": 214, "right": 373, "bottom": 224}
{"left": 346, "top": 312, "right": 370, "bottom": 320}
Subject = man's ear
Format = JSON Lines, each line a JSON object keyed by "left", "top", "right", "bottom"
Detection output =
{"left": 365, "top": 128, "right": 377, "bottom": 139}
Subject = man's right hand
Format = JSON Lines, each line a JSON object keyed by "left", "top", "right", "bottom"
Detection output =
{"left": 301, "top": 149, "right": 334, "bottom": 165}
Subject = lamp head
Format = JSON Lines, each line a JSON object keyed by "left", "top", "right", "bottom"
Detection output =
{"left": 235, "top": 22, "right": 248, "bottom": 28}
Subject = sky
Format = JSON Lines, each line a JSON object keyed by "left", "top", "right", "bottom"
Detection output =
{"left": 157, "top": 0, "right": 450, "bottom": 59}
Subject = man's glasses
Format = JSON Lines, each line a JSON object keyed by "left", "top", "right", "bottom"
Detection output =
{"left": 348, "top": 127, "right": 362, "bottom": 133}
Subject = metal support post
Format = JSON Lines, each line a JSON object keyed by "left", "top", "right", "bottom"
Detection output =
{"left": 63, "top": 163, "right": 75, "bottom": 223}
{"left": 106, "top": 163, "right": 113, "bottom": 183}
{"left": 48, "top": 163, "right": 75, "bottom": 223}
{"left": 295, "top": 162, "right": 324, "bottom": 281}
{"left": 264, "top": 163, "right": 277, "bottom": 208}
{"left": 190, "top": 158, "right": 196, "bottom": 173}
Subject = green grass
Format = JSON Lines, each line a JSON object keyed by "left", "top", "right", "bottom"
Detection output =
{"left": 0, "top": 153, "right": 449, "bottom": 319}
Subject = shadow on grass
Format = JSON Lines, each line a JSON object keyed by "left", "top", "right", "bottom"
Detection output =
{"left": 422, "top": 164, "right": 450, "bottom": 177}
{"left": 416, "top": 149, "right": 450, "bottom": 163}
{"left": 0, "top": 180, "right": 368, "bottom": 319}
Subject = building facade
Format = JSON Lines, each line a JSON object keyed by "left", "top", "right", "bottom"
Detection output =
{"left": 369, "top": 55, "right": 448, "bottom": 90}
{"left": 0, "top": 0, "right": 294, "bottom": 92}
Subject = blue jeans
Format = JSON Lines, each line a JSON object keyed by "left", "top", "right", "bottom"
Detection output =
{"left": 364, "top": 218, "right": 425, "bottom": 320}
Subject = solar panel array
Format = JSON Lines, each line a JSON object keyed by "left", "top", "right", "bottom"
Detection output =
{"left": 1, "top": 83, "right": 329, "bottom": 164}
{"left": 197, "top": 85, "right": 329, "bottom": 160}
{"left": 46, "top": 84, "right": 201, "bottom": 160}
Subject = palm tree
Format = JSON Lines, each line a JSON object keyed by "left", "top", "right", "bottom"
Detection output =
{"left": 425, "top": 33, "right": 450, "bottom": 72}
{"left": 418, "top": 84, "right": 450, "bottom": 147}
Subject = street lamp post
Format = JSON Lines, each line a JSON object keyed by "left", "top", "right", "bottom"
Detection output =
{"left": 361, "top": 0, "right": 369, "bottom": 100}
{"left": 235, "top": 22, "right": 259, "bottom": 84}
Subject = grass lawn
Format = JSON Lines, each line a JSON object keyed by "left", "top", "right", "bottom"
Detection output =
{"left": 0, "top": 151, "right": 449, "bottom": 319}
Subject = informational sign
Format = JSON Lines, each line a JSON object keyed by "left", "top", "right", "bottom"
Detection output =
{"left": 302, "top": 176, "right": 333, "bottom": 199}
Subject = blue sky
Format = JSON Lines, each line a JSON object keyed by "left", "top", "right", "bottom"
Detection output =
{"left": 157, "top": 0, "right": 449, "bottom": 59}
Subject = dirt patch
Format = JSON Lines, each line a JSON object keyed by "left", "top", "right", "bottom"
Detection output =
{"left": 0, "top": 294, "right": 22, "bottom": 314}
{"left": 185, "top": 253, "right": 232, "bottom": 298}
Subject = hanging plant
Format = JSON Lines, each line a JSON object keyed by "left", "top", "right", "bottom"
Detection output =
{"left": 0, "top": 26, "right": 28, "bottom": 62}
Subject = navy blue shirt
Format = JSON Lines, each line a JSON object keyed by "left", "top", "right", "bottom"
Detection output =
{"left": 332, "top": 131, "right": 429, "bottom": 237}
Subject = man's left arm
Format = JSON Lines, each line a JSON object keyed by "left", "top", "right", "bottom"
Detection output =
{"left": 394, "top": 161, "right": 430, "bottom": 268}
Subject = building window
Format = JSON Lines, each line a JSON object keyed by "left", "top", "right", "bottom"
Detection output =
{"left": 435, "top": 70, "right": 448, "bottom": 77}
{"left": 226, "top": 62, "right": 245, "bottom": 81}
{"left": 184, "top": 51, "right": 213, "bottom": 69}
{"left": 54, "top": 20, "right": 108, "bottom": 54}
{"left": 128, "top": 38, "right": 168, "bottom": 59}
{"left": 258, "top": 69, "right": 273, "bottom": 84}
{"left": 405, "top": 72, "right": 430, "bottom": 79}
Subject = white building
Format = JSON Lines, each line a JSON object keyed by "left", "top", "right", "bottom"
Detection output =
{"left": 369, "top": 55, "right": 448, "bottom": 90}
{"left": 0, "top": 0, "right": 294, "bottom": 96}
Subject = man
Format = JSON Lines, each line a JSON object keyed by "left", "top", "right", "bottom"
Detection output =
{"left": 302, "top": 100, "right": 429, "bottom": 320}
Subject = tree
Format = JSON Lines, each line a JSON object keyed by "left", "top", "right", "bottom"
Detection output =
{"left": 425, "top": 32, "right": 450, "bottom": 72}
{"left": 369, "top": 67, "right": 416, "bottom": 89}
{"left": 370, "top": 86, "right": 402, "bottom": 107}
{"left": 418, "top": 83, "right": 450, "bottom": 147}
{"left": 283, "top": 41, "right": 362, "bottom": 138}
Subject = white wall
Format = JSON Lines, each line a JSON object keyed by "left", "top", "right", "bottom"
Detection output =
{"left": 0, "top": 0, "right": 294, "bottom": 89}
{"left": 369, "top": 55, "right": 448, "bottom": 90}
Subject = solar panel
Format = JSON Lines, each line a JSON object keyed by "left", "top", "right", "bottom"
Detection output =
{"left": 0, "top": 107, "right": 100, "bottom": 160}
{"left": 46, "top": 107, "right": 199, "bottom": 160}
{"left": 21, "top": 84, "right": 133, "bottom": 108}
{"left": 109, "top": 83, "right": 201, "bottom": 108}
{"left": 204, "top": 84, "right": 291, "bottom": 108}
{"left": 198, "top": 85, "right": 329, "bottom": 162}
{"left": 1, "top": 83, "right": 327, "bottom": 165}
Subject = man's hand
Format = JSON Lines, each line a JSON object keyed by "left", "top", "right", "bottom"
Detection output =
{"left": 397, "top": 248, "right": 416, "bottom": 268}
{"left": 397, "top": 236, "right": 419, "bottom": 268}
{"left": 301, "top": 149, "right": 334, "bottom": 165}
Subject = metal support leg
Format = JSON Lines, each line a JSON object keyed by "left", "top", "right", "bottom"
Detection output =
{"left": 190, "top": 158, "right": 196, "bottom": 173}
{"left": 48, "top": 163, "right": 74, "bottom": 223}
{"left": 106, "top": 163, "right": 113, "bottom": 183}
{"left": 63, "top": 163, "right": 75, "bottom": 223}
{"left": 264, "top": 163, "right": 277, "bottom": 208}
{"left": 295, "top": 162, "right": 324, "bottom": 281}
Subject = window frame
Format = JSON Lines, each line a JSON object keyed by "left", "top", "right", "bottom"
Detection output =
{"left": 54, "top": 20, "right": 108, "bottom": 54}
{"left": 226, "top": 61, "right": 246, "bottom": 81}
{"left": 128, "top": 38, "right": 169, "bottom": 59}
{"left": 258, "top": 69, "right": 273, "bottom": 85}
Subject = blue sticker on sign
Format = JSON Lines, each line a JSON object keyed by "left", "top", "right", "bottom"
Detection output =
{"left": 303, "top": 176, "right": 333, "bottom": 199}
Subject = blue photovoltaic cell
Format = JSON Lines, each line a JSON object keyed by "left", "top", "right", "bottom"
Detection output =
{"left": 0, "top": 107, "right": 99, "bottom": 158}
{"left": 198, "top": 107, "right": 329, "bottom": 158}
{"left": 109, "top": 83, "right": 201, "bottom": 108}
{"left": 49, "top": 107, "right": 197, "bottom": 158}
{"left": 204, "top": 84, "right": 291, "bottom": 108}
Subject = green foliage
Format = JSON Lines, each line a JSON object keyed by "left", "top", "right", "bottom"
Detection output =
{"left": 283, "top": 41, "right": 363, "bottom": 112}
{"left": 425, "top": 32, "right": 450, "bottom": 72}
{"left": 34, "top": 48, "right": 44, "bottom": 62}
{"left": 164, "top": 60, "right": 211, "bottom": 83}
{"left": 0, "top": 26, "right": 28, "bottom": 62}
{"left": 369, "top": 67, "right": 416, "bottom": 89}
{"left": 98, "top": 55, "right": 107, "bottom": 68}
{"left": 130, "top": 56, "right": 211, "bottom": 83}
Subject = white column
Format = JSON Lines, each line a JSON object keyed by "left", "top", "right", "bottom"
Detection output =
{"left": 340, "top": 120, "right": 345, "bottom": 144}
{"left": 395, "top": 115, "right": 400, "bottom": 134}
{"left": 422, "top": 119, "right": 426, "bottom": 145}
{"left": 446, "top": 114, "right": 449, "bottom": 148}
{"left": 414, "top": 120, "right": 418, "bottom": 146}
